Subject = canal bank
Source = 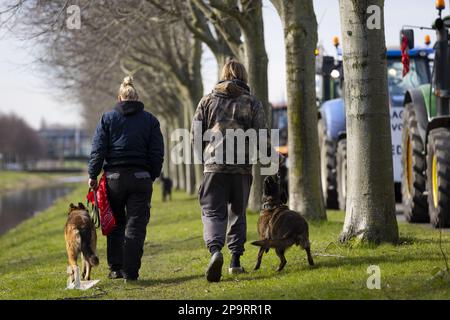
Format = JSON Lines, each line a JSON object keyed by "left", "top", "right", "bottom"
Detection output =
{"left": 0, "top": 171, "right": 80, "bottom": 195}
{"left": 0, "top": 173, "right": 86, "bottom": 236}
{"left": 0, "top": 185, "right": 75, "bottom": 236}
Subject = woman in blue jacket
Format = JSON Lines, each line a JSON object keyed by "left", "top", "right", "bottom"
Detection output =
{"left": 88, "top": 76, "right": 164, "bottom": 282}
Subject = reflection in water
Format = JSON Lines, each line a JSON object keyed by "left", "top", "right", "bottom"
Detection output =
{"left": 0, "top": 185, "right": 74, "bottom": 236}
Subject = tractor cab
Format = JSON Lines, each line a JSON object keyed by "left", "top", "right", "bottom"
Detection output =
{"left": 386, "top": 47, "right": 433, "bottom": 106}
{"left": 315, "top": 42, "right": 343, "bottom": 106}
{"left": 272, "top": 45, "right": 343, "bottom": 157}
{"left": 317, "top": 37, "right": 433, "bottom": 210}
{"left": 401, "top": 0, "right": 450, "bottom": 228}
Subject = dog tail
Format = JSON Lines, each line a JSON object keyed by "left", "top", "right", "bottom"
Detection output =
{"left": 296, "top": 236, "right": 314, "bottom": 266}
{"left": 251, "top": 240, "right": 267, "bottom": 247}
{"left": 251, "top": 239, "right": 289, "bottom": 248}
{"left": 79, "top": 228, "right": 99, "bottom": 266}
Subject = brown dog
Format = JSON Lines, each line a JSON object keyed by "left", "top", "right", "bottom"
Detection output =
{"left": 64, "top": 203, "right": 99, "bottom": 282}
{"left": 252, "top": 175, "right": 314, "bottom": 271}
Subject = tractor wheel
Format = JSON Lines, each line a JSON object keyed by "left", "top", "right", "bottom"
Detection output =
{"left": 336, "top": 138, "right": 347, "bottom": 211}
{"left": 402, "top": 103, "right": 429, "bottom": 222}
{"left": 426, "top": 128, "right": 450, "bottom": 228}
{"left": 318, "top": 119, "right": 338, "bottom": 209}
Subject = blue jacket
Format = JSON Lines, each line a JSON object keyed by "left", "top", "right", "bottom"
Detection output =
{"left": 88, "top": 100, "right": 164, "bottom": 181}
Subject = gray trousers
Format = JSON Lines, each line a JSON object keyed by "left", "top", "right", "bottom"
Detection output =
{"left": 199, "top": 172, "right": 253, "bottom": 255}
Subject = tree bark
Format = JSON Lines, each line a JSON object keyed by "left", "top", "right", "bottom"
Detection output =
{"left": 190, "top": 38, "right": 205, "bottom": 192}
{"left": 168, "top": 120, "right": 179, "bottom": 189}
{"left": 271, "top": 0, "right": 326, "bottom": 220}
{"left": 338, "top": 0, "right": 398, "bottom": 243}
{"left": 162, "top": 119, "right": 171, "bottom": 177}
{"left": 241, "top": 0, "right": 269, "bottom": 212}
{"left": 183, "top": 102, "right": 195, "bottom": 195}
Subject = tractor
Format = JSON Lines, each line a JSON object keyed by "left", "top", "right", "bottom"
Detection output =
{"left": 272, "top": 45, "right": 342, "bottom": 157}
{"left": 318, "top": 38, "right": 433, "bottom": 210}
{"left": 401, "top": 0, "right": 450, "bottom": 228}
{"left": 271, "top": 46, "right": 342, "bottom": 197}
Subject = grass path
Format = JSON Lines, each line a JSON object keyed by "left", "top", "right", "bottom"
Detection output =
{"left": 1, "top": 183, "right": 450, "bottom": 299}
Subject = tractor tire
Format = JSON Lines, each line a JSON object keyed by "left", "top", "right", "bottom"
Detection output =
{"left": 426, "top": 128, "right": 450, "bottom": 228}
{"left": 336, "top": 138, "right": 347, "bottom": 211}
{"left": 402, "top": 103, "right": 429, "bottom": 223}
{"left": 318, "top": 119, "right": 338, "bottom": 209}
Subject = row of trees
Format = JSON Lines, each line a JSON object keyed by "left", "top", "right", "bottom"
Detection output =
{"left": 1, "top": 0, "right": 398, "bottom": 244}
{"left": 0, "top": 114, "right": 43, "bottom": 168}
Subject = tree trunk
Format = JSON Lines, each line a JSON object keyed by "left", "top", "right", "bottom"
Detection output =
{"left": 162, "top": 119, "right": 171, "bottom": 178}
{"left": 183, "top": 103, "right": 195, "bottom": 195}
{"left": 271, "top": 0, "right": 326, "bottom": 220}
{"left": 338, "top": 0, "right": 398, "bottom": 243}
{"left": 174, "top": 114, "right": 186, "bottom": 191}
{"left": 170, "top": 117, "right": 180, "bottom": 190}
{"left": 169, "top": 121, "right": 180, "bottom": 189}
{"left": 190, "top": 39, "right": 205, "bottom": 192}
{"left": 173, "top": 38, "right": 204, "bottom": 195}
{"left": 242, "top": 0, "right": 269, "bottom": 212}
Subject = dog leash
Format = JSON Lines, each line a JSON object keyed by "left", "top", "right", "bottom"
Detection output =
{"left": 87, "top": 188, "right": 101, "bottom": 229}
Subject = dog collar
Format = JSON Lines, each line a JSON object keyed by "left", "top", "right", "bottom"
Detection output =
{"left": 261, "top": 202, "right": 283, "bottom": 211}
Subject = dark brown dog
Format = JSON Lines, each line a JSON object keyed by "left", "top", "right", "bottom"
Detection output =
{"left": 64, "top": 203, "right": 99, "bottom": 282}
{"left": 252, "top": 175, "right": 314, "bottom": 271}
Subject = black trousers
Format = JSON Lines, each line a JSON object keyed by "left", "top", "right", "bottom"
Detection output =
{"left": 199, "top": 173, "right": 252, "bottom": 255}
{"left": 105, "top": 169, "right": 153, "bottom": 279}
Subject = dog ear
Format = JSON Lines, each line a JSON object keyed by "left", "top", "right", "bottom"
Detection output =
{"left": 263, "top": 175, "right": 279, "bottom": 197}
{"left": 78, "top": 202, "right": 86, "bottom": 210}
{"left": 280, "top": 190, "right": 288, "bottom": 205}
{"left": 263, "top": 176, "right": 274, "bottom": 195}
{"left": 68, "top": 203, "right": 75, "bottom": 215}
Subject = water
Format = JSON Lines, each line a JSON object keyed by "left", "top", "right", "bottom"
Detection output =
{"left": 0, "top": 184, "right": 75, "bottom": 236}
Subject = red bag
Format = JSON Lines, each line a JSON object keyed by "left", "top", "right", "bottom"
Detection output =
{"left": 87, "top": 173, "right": 116, "bottom": 236}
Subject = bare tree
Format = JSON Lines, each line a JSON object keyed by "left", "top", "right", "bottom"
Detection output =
{"left": 1, "top": 0, "right": 204, "bottom": 191}
{"left": 0, "top": 114, "right": 43, "bottom": 168}
{"left": 338, "top": 0, "right": 398, "bottom": 243}
{"left": 270, "top": 0, "right": 326, "bottom": 220}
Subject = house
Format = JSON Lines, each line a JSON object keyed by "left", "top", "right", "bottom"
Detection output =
{"left": 38, "top": 126, "right": 91, "bottom": 159}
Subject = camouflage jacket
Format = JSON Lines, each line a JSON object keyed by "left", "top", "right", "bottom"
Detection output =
{"left": 191, "top": 80, "right": 268, "bottom": 175}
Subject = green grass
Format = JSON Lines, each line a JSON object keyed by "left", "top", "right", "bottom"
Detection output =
{"left": 62, "top": 160, "right": 88, "bottom": 170}
{"left": 1, "top": 183, "right": 450, "bottom": 299}
{"left": 0, "top": 171, "right": 69, "bottom": 194}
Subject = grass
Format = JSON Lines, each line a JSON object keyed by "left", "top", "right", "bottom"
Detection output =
{"left": 1, "top": 183, "right": 450, "bottom": 299}
{"left": 0, "top": 171, "right": 71, "bottom": 194}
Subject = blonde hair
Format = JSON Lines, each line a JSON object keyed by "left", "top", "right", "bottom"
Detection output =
{"left": 220, "top": 59, "right": 248, "bottom": 83}
{"left": 118, "top": 75, "right": 139, "bottom": 101}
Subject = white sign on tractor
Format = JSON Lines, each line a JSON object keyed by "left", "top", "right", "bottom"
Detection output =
{"left": 390, "top": 106, "right": 403, "bottom": 183}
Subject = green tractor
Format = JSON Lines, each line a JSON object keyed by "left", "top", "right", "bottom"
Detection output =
{"left": 402, "top": 1, "right": 450, "bottom": 228}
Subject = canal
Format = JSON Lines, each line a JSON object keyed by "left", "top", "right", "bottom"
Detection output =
{"left": 0, "top": 177, "right": 83, "bottom": 236}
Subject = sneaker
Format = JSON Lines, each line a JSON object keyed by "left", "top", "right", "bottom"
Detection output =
{"left": 108, "top": 270, "right": 124, "bottom": 279}
{"left": 228, "top": 266, "right": 246, "bottom": 275}
{"left": 206, "top": 252, "right": 223, "bottom": 282}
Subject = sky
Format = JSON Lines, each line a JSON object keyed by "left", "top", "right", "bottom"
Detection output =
{"left": 0, "top": 0, "right": 444, "bottom": 129}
